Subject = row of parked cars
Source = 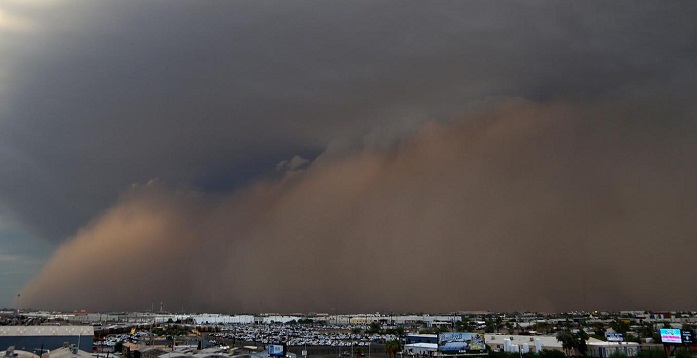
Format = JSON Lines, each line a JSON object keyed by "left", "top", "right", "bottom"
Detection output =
{"left": 211, "top": 324, "right": 398, "bottom": 347}
{"left": 96, "top": 331, "right": 150, "bottom": 347}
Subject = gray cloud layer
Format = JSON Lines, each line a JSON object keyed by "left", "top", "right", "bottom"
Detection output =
{"left": 2, "top": 1, "right": 697, "bottom": 311}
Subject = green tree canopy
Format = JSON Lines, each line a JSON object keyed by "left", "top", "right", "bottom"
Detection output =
{"left": 367, "top": 322, "right": 381, "bottom": 334}
{"left": 577, "top": 329, "right": 589, "bottom": 357}
{"left": 675, "top": 348, "right": 692, "bottom": 358}
{"left": 609, "top": 351, "right": 629, "bottom": 358}
{"left": 556, "top": 331, "right": 578, "bottom": 356}
{"left": 540, "top": 350, "right": 566, "bottom": 358}
{"left": 385, "top": 340, "right": 401, "bottom": 358}
{"left": 636, "top": 349, "right": 665, "bottom": 358}
{"left": 610, "top": 320, "right": 631, "bottom": 335}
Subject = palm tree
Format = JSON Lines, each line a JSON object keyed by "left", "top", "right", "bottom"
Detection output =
{"left": 386, "top": 340, "right": 401, "bottom": 358}
{"left": 556, "top": 331, "right": 578, "bottom": 357}
{"left": 577, "top": 328, "right": 589, "bottom": 357}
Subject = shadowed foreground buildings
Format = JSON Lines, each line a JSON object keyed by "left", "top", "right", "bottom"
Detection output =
{"left": 0, "top": 326, "right": 93, "bottom": 352}
{"left": 2, "top": 310, "right": 694, "bottom": 358}
{"left": 404, "top": 333, "right": 644, "bottom": 358}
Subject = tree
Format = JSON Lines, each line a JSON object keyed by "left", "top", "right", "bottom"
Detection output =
{"left": 577, "top": 328, "right": 589, "bottom": 357}
{"left": 367, "top": 322, "right": 381, "bottom": 334}
{"left": 592, "top": 322, "right": 606, "bottom": 337}
{"left": 396, "top": 326, "right": 405, "bottom": 337}
{"left": 637, "top": 323, "right": 654, "bottom": 341}
{"left": 459, "top": 318, "right": 475, "bottom": 332}
{"left": 610, "top": 320, "right": 630, "bottom": 335}
{"left": 385, "top": 340, "right": 401, "bottom": 358}
{"left": 675, "top": 348, "right": 692, "bottom": 358}
{"left": 556, "top": 331, "right": 577, "bottom": 356}
{"left": 636, "top": 349, "right": 665, "bottom": 358}
{"left": 537, "top": 322, "right": 551, "bottom": 335}
{"left": 495, "top": 317, "right": 504, "bottom": 333}
{"left": 539, "top": 350, "right": 566, "bottom": 358}
{"left": 506, "top": 322, "right": 514, "bottom": 334}
{"left": 609, "top": 351, "right": 629, "bottom": 358}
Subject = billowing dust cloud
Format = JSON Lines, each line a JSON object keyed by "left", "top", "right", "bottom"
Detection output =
{"left": 21, "top": 100, "right": 697, "bottom": 313}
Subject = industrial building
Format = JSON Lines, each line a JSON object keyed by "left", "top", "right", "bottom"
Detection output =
{"left": 403, "top": 334, "right": 439, "bottom": 356}
{"left": 485, "top": 334, "right": 562, "bottom": 353}
{"left": 586, "top": 341, "right": 640, "bottom": 358}
{"left": 0, "top": 326, "right": 93, "bottom": 352}
{"left": 485, "top": 334, "right": 640, "bottom": 357}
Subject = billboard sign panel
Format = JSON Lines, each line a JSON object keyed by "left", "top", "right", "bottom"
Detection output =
{"left": 268, "top": 344, "right": 286, "bottom": 357}
{"left": 681, "top": 330, "right": 695, "bottom": 345}
{"left": 605, "top": 333, "right": 624, "bottom": 342}
{"left": 438, "top": 332, "right": 486, "bottom": 354}
{"left": 660, "top": 329, "right": 682, "bottom": 344}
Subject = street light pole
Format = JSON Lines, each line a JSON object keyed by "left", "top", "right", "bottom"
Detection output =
{"left": 150, "top": 300, "right": 155, "bottom": 346}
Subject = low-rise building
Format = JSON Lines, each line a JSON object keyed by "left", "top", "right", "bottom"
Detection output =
{"left": 485, "top": 334, "right": 563, "bottom": 353}
{"left": 0, "top": 326, "right": 93, "bottom": 352}
{"left": 587, "top": 341, "right": 640, "bottom": 358}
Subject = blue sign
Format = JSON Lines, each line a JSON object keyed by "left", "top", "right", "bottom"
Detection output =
{"left": 268, "top": 344, "right": 285, "bottom": 357}
{"left": 605, "top": 333, "right": 624, "bottom": 342}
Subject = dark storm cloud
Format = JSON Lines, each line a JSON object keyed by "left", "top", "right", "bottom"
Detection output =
{"left": 2, "top": 1, "right": 695, "bottom": 239}
{"left": 20, "top": 100, "right": 697, "bottom": 313}
{"left": 2, "top": 1, "right": 697, "bottom": 311}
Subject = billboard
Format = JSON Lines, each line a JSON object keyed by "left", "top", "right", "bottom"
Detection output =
{"left": 268, "top": 344, "right": 286, "bottom": 357}
{"left": 605, "top": 333, "right": 624, "bottom": 342}
{"left": 681, "top": 330, "right": 695, "bottom": 345}
{"left": 438, "top": 332, "right": 486, "bottom": 354}
{"left": 660, "top": 329, "right": 682, "bottom": 344}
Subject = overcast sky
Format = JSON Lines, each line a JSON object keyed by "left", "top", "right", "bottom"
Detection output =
{"left": 1, "top": 1, "right": 697, "bottom": 312}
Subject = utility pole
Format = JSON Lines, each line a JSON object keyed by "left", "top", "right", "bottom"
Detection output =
{"left": 150, "top": 299, "right": 154, "bottom": 346}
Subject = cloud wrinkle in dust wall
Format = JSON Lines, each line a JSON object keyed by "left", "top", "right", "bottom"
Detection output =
{"left": 21, "top": 101, "right": 697, "bottom": 313}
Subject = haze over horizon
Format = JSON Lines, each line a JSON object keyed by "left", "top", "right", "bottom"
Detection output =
{"left": 1, "top": 1, "right": 697, "bottom": 313}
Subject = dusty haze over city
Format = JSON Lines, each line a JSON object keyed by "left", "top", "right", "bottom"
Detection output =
{"left": 1, "top": 1, "right": 696, "bottom": 313}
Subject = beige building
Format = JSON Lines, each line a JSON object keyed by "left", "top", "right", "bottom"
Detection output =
{"left": 485, "top": 334, "right": 564, "bottom": 353}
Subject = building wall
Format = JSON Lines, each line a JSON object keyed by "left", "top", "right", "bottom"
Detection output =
{"left": 587, "top": 345, "right": 639, "bottom": 358}
{"left": 405, "top": 335, "right": 437, "bottom": 345}
{"left": 0, "top": 335, "right": 93, "bottom": 352}
{"left": 403, "top": 345, "right": 436, "bottom": 356}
